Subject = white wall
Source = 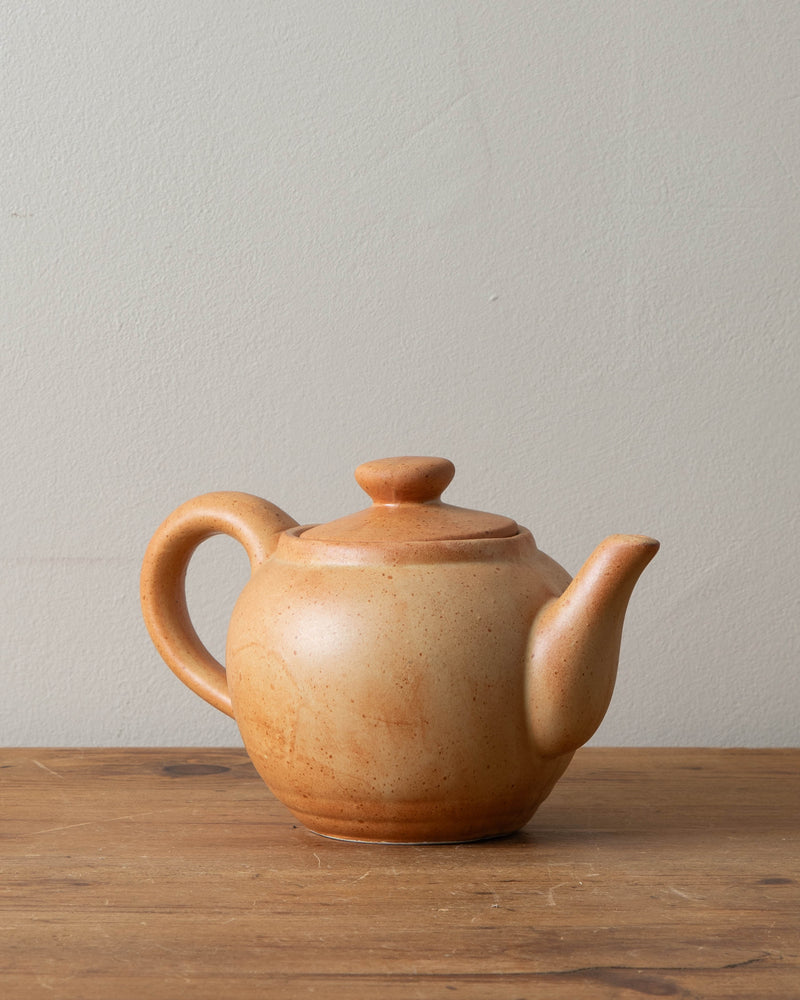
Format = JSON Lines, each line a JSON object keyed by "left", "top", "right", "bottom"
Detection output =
{"left": 3, "top": 1, "right": 798, "bottom": 747}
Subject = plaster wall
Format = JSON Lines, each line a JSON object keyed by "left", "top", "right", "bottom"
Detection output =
{"left": 3, "top": 2, "right": 798, "bottom": 746}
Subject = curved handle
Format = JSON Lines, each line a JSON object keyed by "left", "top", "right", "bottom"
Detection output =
{"left": 140, "top": 492, "right": 298, "bottom": 717}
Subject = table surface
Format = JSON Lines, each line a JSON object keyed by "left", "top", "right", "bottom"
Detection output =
{"left": 1, "top": 747, "right": 798, "bottom": 999}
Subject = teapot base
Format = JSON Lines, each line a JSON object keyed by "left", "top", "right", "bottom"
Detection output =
{"left": 305, "top": 826, "right": 524, "bottom": 846}
{"left": 270, "top": 754, "right": 574, "bottom": 844}
{"left": 288, "top": 806, "right": 535, "bottom": 845}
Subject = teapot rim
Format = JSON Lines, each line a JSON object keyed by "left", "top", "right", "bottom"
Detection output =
{"left": 270, "top": 523, "right": 536, "bottom": 567}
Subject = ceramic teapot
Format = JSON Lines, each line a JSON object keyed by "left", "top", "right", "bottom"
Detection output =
{"left": 141, "top": 456, "right": 658, "bottom": 843}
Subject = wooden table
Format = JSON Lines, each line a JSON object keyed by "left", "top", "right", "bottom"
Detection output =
{"left": 1, "top": 748, "right": 798, "bottom": 999}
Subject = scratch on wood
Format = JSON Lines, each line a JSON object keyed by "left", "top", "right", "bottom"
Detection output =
{"left": 530, "top": 881, "right": 573, "bottom": 907}
{"left": 665, "top": 886, "right": 704, "bottom": 901}
{"left": 31, "top": 811, "right": 157, "bottom": 836}
{"left": 722, "top": 952, "right": 772, "bottom": 970}
{"left": 482, "top": 882, "right": 502, "bottom": 908}
{"left": 32, "top": 759, "right": 63, "bottom": 778}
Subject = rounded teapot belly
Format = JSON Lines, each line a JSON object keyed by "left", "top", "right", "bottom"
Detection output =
{"left": 226, "top": 553, "right": 570, "bottom": 843}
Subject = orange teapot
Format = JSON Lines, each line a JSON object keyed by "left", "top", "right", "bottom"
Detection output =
{"left": 141, "top": 457, "right": 658, "bottom": 843}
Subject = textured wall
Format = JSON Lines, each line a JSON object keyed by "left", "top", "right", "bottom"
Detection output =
{"left": 3, "top": 2, "right": 798, "bottom": 746}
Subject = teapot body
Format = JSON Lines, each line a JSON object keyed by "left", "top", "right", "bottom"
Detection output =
{"left": 226, "top": 527, "right": 572, "bottom": 842}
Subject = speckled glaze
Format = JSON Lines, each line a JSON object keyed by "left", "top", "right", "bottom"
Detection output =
{"left": 141, "top": 457, "right": 658, "bottom": 843}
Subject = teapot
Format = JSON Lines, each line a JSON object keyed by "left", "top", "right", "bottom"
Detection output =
{"left": 141, "top": 456, "right": 658, "bottom": 843}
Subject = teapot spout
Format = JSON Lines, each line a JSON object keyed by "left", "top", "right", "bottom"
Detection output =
{"left": 528, "top": 534, "right": 659, "bottom": 758}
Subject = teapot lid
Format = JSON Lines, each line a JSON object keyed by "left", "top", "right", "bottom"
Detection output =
{"left": 301, "top": 457, "right": 518, "bottom": 543}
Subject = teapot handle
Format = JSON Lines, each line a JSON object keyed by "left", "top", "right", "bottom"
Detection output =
{"left": 140, "top": 492, "right": 298, "bottom": 717}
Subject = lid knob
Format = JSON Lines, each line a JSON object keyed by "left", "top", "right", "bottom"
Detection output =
{"left": 355, "top": 456, "right": 455, "bottom": 505}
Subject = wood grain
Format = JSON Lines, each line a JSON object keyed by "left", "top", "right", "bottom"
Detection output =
{"left": 1, "top": 748, "right": 797, "bottom": 999}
